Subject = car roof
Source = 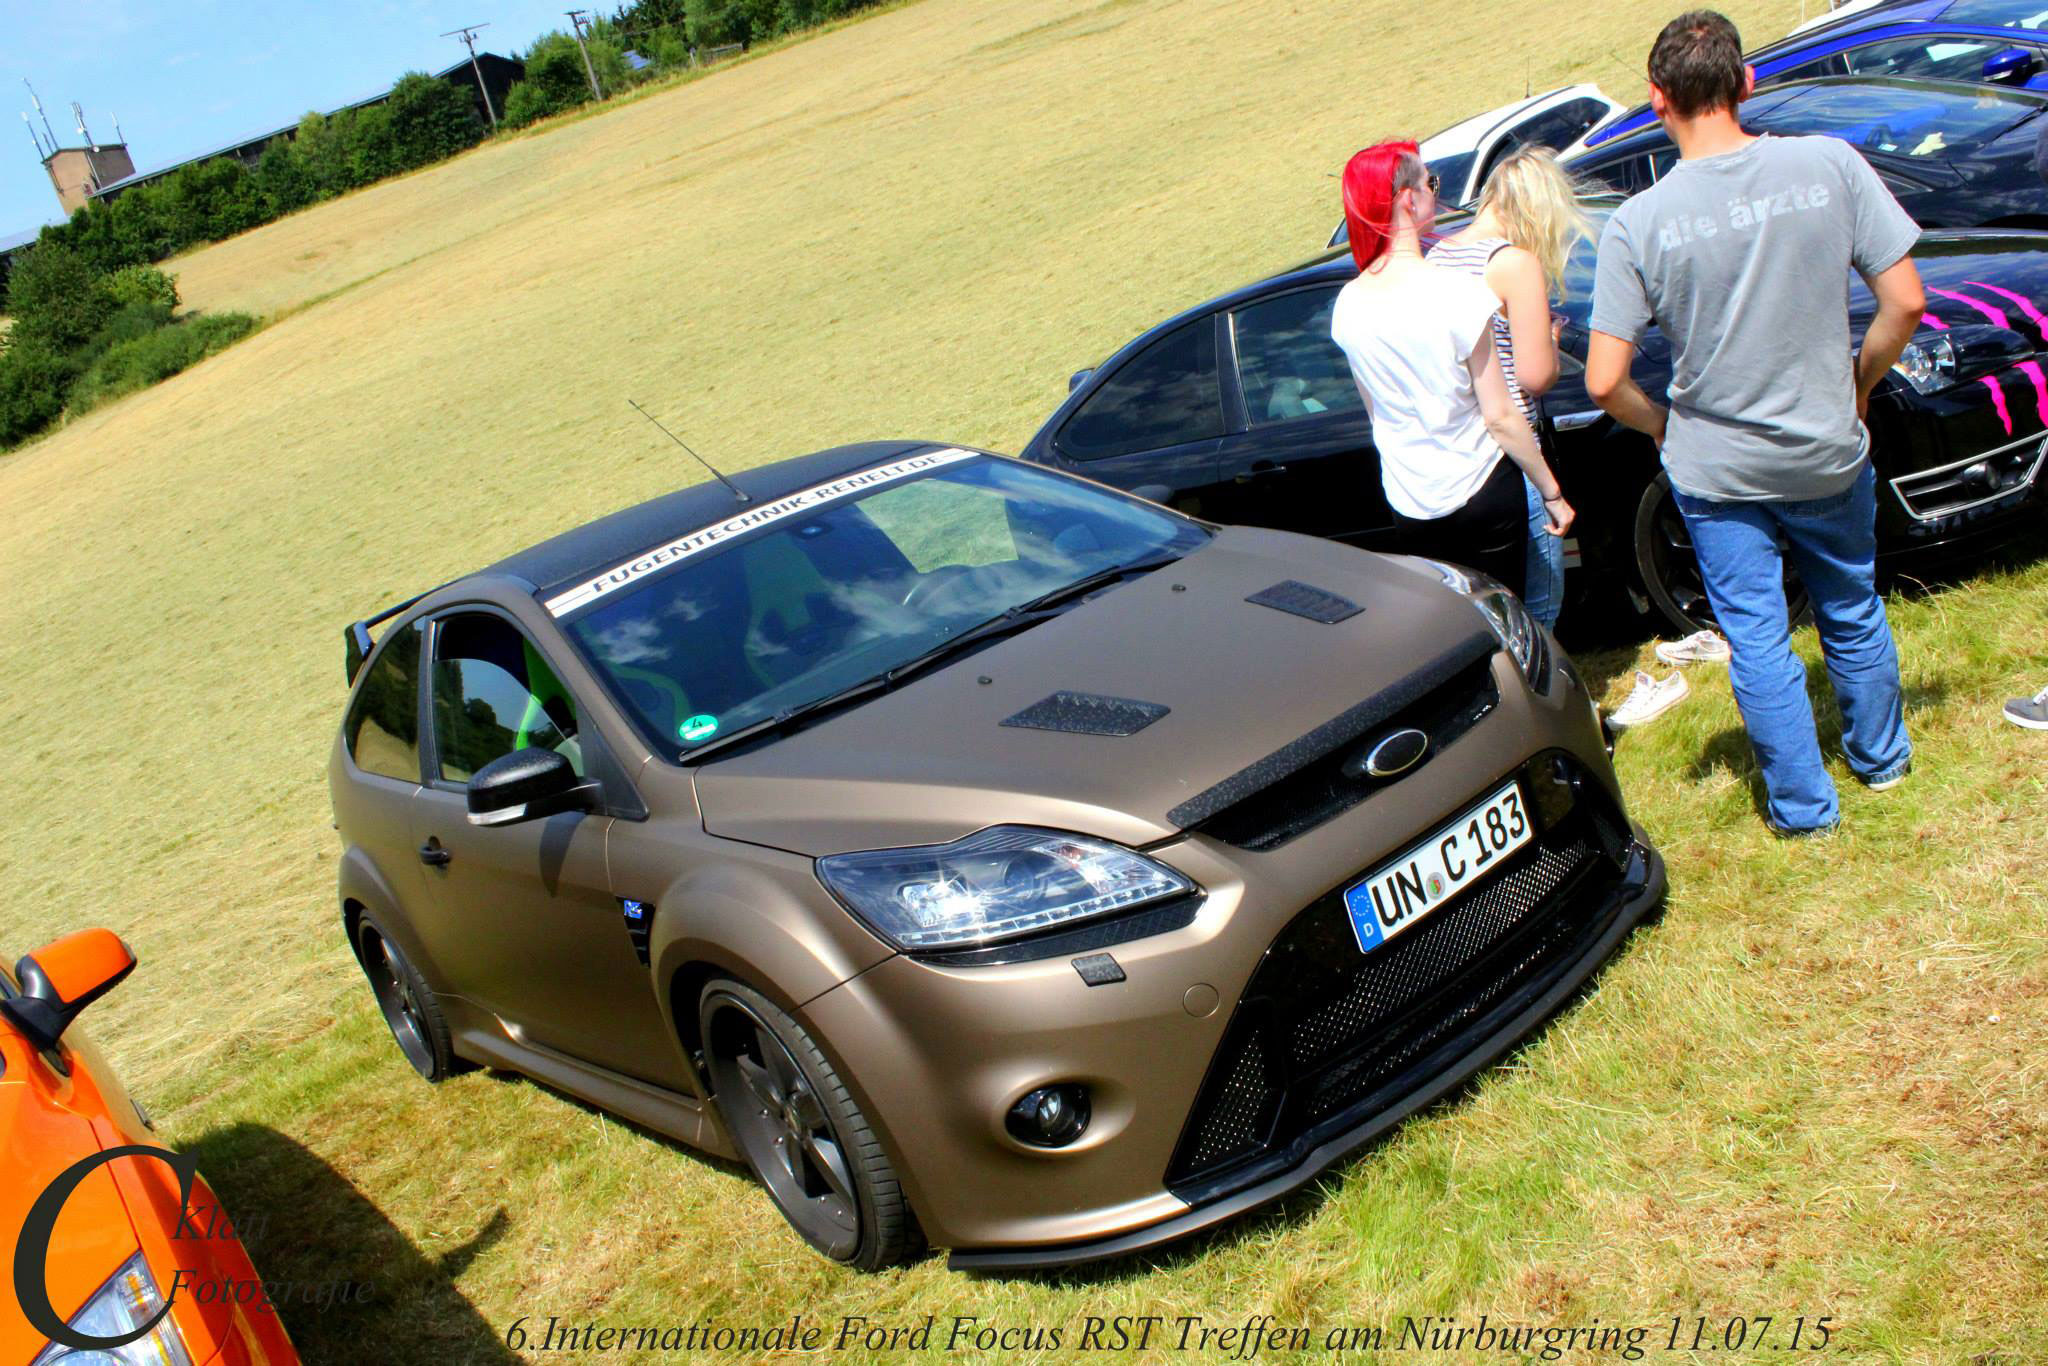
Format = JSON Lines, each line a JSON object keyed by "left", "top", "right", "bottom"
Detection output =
{"left": 478, "top": 439, "right": 951, "bottom": 601}
{"left": 1573, "top": 72, "right": 2048, "bottom": 161}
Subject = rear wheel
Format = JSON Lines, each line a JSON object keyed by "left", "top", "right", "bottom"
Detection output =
{"left": 699, "top": 979, "right": 922, "bottom": 1268}
{"left": 1633, "top": 470, "right": 1810, "bottom": 634}
{"left": 357, "top": 917, "right": 460, "bottom": 1082}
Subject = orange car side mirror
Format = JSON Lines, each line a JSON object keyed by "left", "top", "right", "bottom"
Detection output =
{"left": 2, "top": 929, "right": 136, "bottom": 1053}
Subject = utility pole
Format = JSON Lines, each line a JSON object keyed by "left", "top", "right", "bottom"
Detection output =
{"left": 441, "top": 23, "right": 500, "bottom": 131}
{"left": 566, "top": 10, "right": 605, "bottom": 102}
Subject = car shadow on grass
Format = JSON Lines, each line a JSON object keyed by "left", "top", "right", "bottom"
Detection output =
{"left": 179, "top": 1123, "right": 518, "bottom": 1365}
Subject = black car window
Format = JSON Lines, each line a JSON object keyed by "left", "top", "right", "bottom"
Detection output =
{"left": 1509, "top": 97, "right": 1612, "bottom": 154}
{"left": 1232, "top": 287, "right": 1364, "bottom": 427}
{"left": 1839, "top": 34, "right": 2032, "bottom": 81}
{"left": 1753, "top": 81, "right": 2036, "bottom": 156}
{"left": 1767, "top": 53, "right": 1849, "bottom": 84}
{"left": 1058, "top": 318, "right": 1224, "bottom": 460}
{"left": 431, "top": 613, "right": 583, "bottom": 783}
{"left": 343, "top": 621, "right": 422, "bottom": 782}
{"left": 1579, "top": 148, "right": 1667, "bottom": 195}
{"left": 1424, "top": 150, "right": 1479, "bottom": 203}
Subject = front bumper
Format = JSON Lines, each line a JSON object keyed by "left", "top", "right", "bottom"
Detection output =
{"left": 800, "top": 652, "right": 1660, "bottom": 1265}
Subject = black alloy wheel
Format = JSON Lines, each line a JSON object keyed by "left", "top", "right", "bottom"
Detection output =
{"left": 358, "top": 918, "right": 459, "bottom": 1082}
{"left": 700, "top": 980, "right": 921, "bottom": 1268}
{"left": 1633, "top": 470, "right": 1811, "bottom": 634}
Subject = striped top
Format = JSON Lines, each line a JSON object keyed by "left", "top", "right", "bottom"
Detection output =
{"left": 1426, "top": 236, "right": 1535, "bottom": 425}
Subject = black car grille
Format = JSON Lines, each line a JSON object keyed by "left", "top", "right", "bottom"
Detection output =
{"left": 1166, "top": 755, "right": 1631, "bottom": 1195}
{"left": 1890, "top": 433, "right": 2046, "bottom": 521}
{"left": 1186, "top": 651, "right": 1500, "bottom": 852}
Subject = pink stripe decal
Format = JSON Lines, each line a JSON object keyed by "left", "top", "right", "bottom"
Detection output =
{"left": 1981, "top": 376, "right": 2012, "bottom": 436}
{"left": 1963, "top": 280, "right": 2048, "bottom": 341}
{"left": 1928, "top": 286, "right": 2009, "bottom": 329}
{"left": 1919, "top": 311, "right": 1947, "bottom": 330}
{"left": 2017, "top": 359, "right": 2048, "bottom": 428}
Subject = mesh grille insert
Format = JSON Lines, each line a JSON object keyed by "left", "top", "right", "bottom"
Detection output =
{"left": 1001, "top": 691, "right": 1169, "bottom": 736}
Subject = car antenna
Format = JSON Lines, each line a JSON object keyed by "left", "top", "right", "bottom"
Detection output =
{"left": 627, "top": 399, "right": 750, "bottom": 504}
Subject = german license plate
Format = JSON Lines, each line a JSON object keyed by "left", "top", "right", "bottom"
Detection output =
{"left": 1342, "top": 781, "right": 1532, "bottom": 955}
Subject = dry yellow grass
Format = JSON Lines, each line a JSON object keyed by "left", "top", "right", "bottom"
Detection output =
{"left": 4, "top": 1, "right": 2045, "bottom": 1362}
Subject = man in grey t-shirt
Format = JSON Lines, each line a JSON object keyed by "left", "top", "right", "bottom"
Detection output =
{"left": 1586, "top": 9, "right": 1927, "bottom": 836}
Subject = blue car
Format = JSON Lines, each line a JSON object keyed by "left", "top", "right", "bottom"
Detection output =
{"left": 1565, "top": 76, "right": 2048, "bottom": 230}
{"left": 1586, "top": 0, "right": 2048, "bottom": 148}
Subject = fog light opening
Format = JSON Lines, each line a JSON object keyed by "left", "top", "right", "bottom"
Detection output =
{"left": 1006, "top": 1084, "right": 1091, "bottom": 1147}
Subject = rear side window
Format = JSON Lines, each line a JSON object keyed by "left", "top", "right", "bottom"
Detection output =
{"left": 344, "top": 622, "right": 423, "bottom": 782}
{"left": 1058, "top": 318, "right": 1224, "bottom": 460}
{"left": 431, "top": 613, "right": 583, "bottom": 783}
{"left": 1232, "top": 287, "right": 1364, "bottom": 427}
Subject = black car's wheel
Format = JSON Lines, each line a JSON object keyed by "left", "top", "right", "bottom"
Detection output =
{"left": 700, "top": 979, "right": 922, "bottom": 1269}
{"left": 1633, "top": 470, "right": 1810, "bottom": 634}
{"left": 357, "top": 917, "right": 461, "bottom": 1082}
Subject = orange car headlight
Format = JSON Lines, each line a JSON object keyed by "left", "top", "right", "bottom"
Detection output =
{"left": 30, "top": 1252, "right": 194, "bottom": 1366}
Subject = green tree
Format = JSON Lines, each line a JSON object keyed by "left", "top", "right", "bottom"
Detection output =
{"left": 500, "top": 80, "right": 556, "bottom": 128}
{"left": 106, "top": 264, "right": 180, "bottom": 314}
{"left": 385, "top": 72, "right": 483, "bottom": 169}
{"left": 683, "top": 0, "right": 778, "bottom": 47}
{"left": 294, "top": 111, "right": 355, "bottom": 196}
{"left": 0, "top": 337, "right": 74, "bottom": 447}
{"left": 107, "top": 187, "right": 176, "bottom": 266}
{"left": 254, "top": 137, "right": 319, "bottom": 216}
{"left": 3, "top": 243, "right": 118, "bottom": 351}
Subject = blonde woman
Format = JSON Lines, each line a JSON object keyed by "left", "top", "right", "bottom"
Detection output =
{"left": 1428, "top": 146, "right": 1592, "bottom": 628}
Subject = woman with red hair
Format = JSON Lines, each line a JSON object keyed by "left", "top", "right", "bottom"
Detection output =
{"left": 1330, "top": 140, "right": 1572, "bottom": 594}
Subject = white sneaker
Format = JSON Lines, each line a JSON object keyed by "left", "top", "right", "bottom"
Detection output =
{"left": 1655, "top": 629, "right": 1731, "bottom": 666}
{"left": 1608, "top": 669, "right": 1690, "bottom": 729}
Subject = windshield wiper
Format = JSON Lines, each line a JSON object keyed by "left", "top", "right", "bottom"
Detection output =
{"left": 678, "top": 552, "right": 1182, "bottom": 763}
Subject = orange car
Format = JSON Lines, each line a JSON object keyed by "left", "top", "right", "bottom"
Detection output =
{"left": 2, "top": 930, "right": 300, "bottom": 1365}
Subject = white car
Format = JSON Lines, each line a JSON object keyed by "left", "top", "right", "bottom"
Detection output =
{"left": 1326, "top": 84, "right": 1625, "bottom": 249}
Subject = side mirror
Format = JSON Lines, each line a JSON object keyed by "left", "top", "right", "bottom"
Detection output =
{"left": 1067, "top": 368, "right": 1095, "bottom": 393}
{"left": 344, "top": 621, "right": 374, "bottom": 683}
{"left": 1982, "top": 46, "right": 2039, "bottom": 84}
{"left": 2, "top": 929, "right": 136, "bottom": 1053}
{"left": 466, "top": 748, "right": 602, "bottom": 827}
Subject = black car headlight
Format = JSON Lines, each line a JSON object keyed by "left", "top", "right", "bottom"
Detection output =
{"left": 1892, "top": 334, "right": 1956, "bottom": 394}
{"left": 817, "top": 827, "right": 1195, "bottom": 951}
{"left": 1413, "top": 558, "right": 1552, "bottom": 690}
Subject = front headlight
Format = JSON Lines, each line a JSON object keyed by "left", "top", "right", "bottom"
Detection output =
{"left": 1413, "top": 558, "right": 1551, "bottom": 689}
{"left": 1892, "top": 334, "right": 1956, "bottom": 394}
{"left": 817, "top": 826, "right": 1196, "bottom": 951}
{"left": 30, "top": 1253, "right": 194, "bottom": 1366}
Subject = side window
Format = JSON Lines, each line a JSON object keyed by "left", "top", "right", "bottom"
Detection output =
{"left": 344, "top": 621, "right": 422, "bottom": 782}
{"left": 1058, "top": 318, "right": 1224, "bottom": 460}
{"left": 1767, "top": 54, "right": 1849, "bottom": 85}
{"left": 1579, "top": 151, "right": 1654, "bottom": 195}
{"left": 1512, "top": 97, "right": 1612, "bottom": 154}
{"left": 1231, "top": 288, "right": 1365, "bottom": 427}
{"left": 430, "top": 613, "right": 583, "bottom": 783}
{"left": 1840, "top": 35, "right": 2010, "bottom": 81}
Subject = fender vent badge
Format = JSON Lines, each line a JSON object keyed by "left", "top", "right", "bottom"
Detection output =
{"left": 620, "top": 898, "right": 654, "bottom": 965}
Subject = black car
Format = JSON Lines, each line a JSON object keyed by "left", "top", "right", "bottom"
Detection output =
{"left": 1565, "top": 76, "right": 2048, "bottom": 230}
{"left": 1020, "top": 210, "right": 2048, "bottom": 633}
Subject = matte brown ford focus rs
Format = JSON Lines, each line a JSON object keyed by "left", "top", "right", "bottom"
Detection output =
{"left": 327, "top": 441, "right": 1665, "bottom": 1269}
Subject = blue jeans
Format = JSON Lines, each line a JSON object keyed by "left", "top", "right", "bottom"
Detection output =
{"left": 1522, "top": 475, "right": 1565, "bottom": 629}
{"left": 1671, "top": 461, "right": 1910, "bottom": 832}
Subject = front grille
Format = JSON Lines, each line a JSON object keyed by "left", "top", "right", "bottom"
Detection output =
{"left": 1189, "top": 653, "right": 1499, "bottom": 851}
{"left": 1166, "top": 756, "right": 1629, "bottom": 1194}
{"left": 1891, "top": 433, "right": 2047, "bottom": 521}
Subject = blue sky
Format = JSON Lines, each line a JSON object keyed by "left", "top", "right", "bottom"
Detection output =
{"left": 6, "top": 0, "right": 591, "bottom": 235}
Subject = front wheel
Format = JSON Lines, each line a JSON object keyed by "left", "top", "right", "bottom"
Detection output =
{"left": 1633, "top": 470, "right": 1810, "bottom": 634}
{"left": 699, "top": 979, "right": 923, "bottom": 1269}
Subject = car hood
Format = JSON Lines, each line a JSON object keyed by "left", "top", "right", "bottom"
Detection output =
{"left": 693, "top": 527, "right": 1496, "bottom": 857}
{"left": 0, "top": 1066, "right": 141, "bottom": 1345}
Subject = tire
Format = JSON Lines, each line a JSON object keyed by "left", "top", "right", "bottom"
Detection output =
{"left": 1633, "top": 470, "right": 1811, "bottom": 635}
{"left": 357, "top": 916, "right": 461, "bottom": 1083}
{"left": 699, "top": 979, "right": 923, "bottom": 1269}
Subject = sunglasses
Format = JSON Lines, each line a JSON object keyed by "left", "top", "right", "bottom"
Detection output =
{"left": 1405, "top": 171, "right": 1441, "bottom": 196}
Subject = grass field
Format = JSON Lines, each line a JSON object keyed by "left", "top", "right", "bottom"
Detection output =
{"left": 3, "top": 0, "right": 2045, "bottom": 1361}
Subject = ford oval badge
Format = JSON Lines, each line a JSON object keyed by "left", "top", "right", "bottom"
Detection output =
{"left": 1356, "top": 728, "right": 1429, "bottom": 779}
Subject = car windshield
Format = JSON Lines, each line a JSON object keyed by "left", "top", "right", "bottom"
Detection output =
{"left": 559, "top": 455, "right": 1208, "bottom": 757}
{"left": 1754, "top": 81, "right": 2037, "bottom": 156}
{"left": 1942, "top": 0, "right": 2048, "bottom": 30}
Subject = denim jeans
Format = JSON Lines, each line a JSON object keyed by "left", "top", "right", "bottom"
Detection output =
{"left": 1522, "top": 475, "right": 1565, "bottom": 630}
{"left": 1671, "top": 461, "right": 1910, "bottom": 832}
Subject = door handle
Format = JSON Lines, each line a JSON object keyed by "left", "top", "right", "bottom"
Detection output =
{"left": 1234, "top": 462, "right": 1289, "bottom": 483}
{"left": 418, "top": 841, "right": 452, "bottom": 868}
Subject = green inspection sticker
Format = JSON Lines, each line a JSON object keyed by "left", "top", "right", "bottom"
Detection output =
{"left": 679, "top": 713, "right": 720, "bottom": 743}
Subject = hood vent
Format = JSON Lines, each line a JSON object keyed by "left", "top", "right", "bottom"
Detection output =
{"left": 1246, "top": 580, "right": 1362, "bottom": 624}
{"left": 1002, "top": 691, "right": 1169, "bottom": 737}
